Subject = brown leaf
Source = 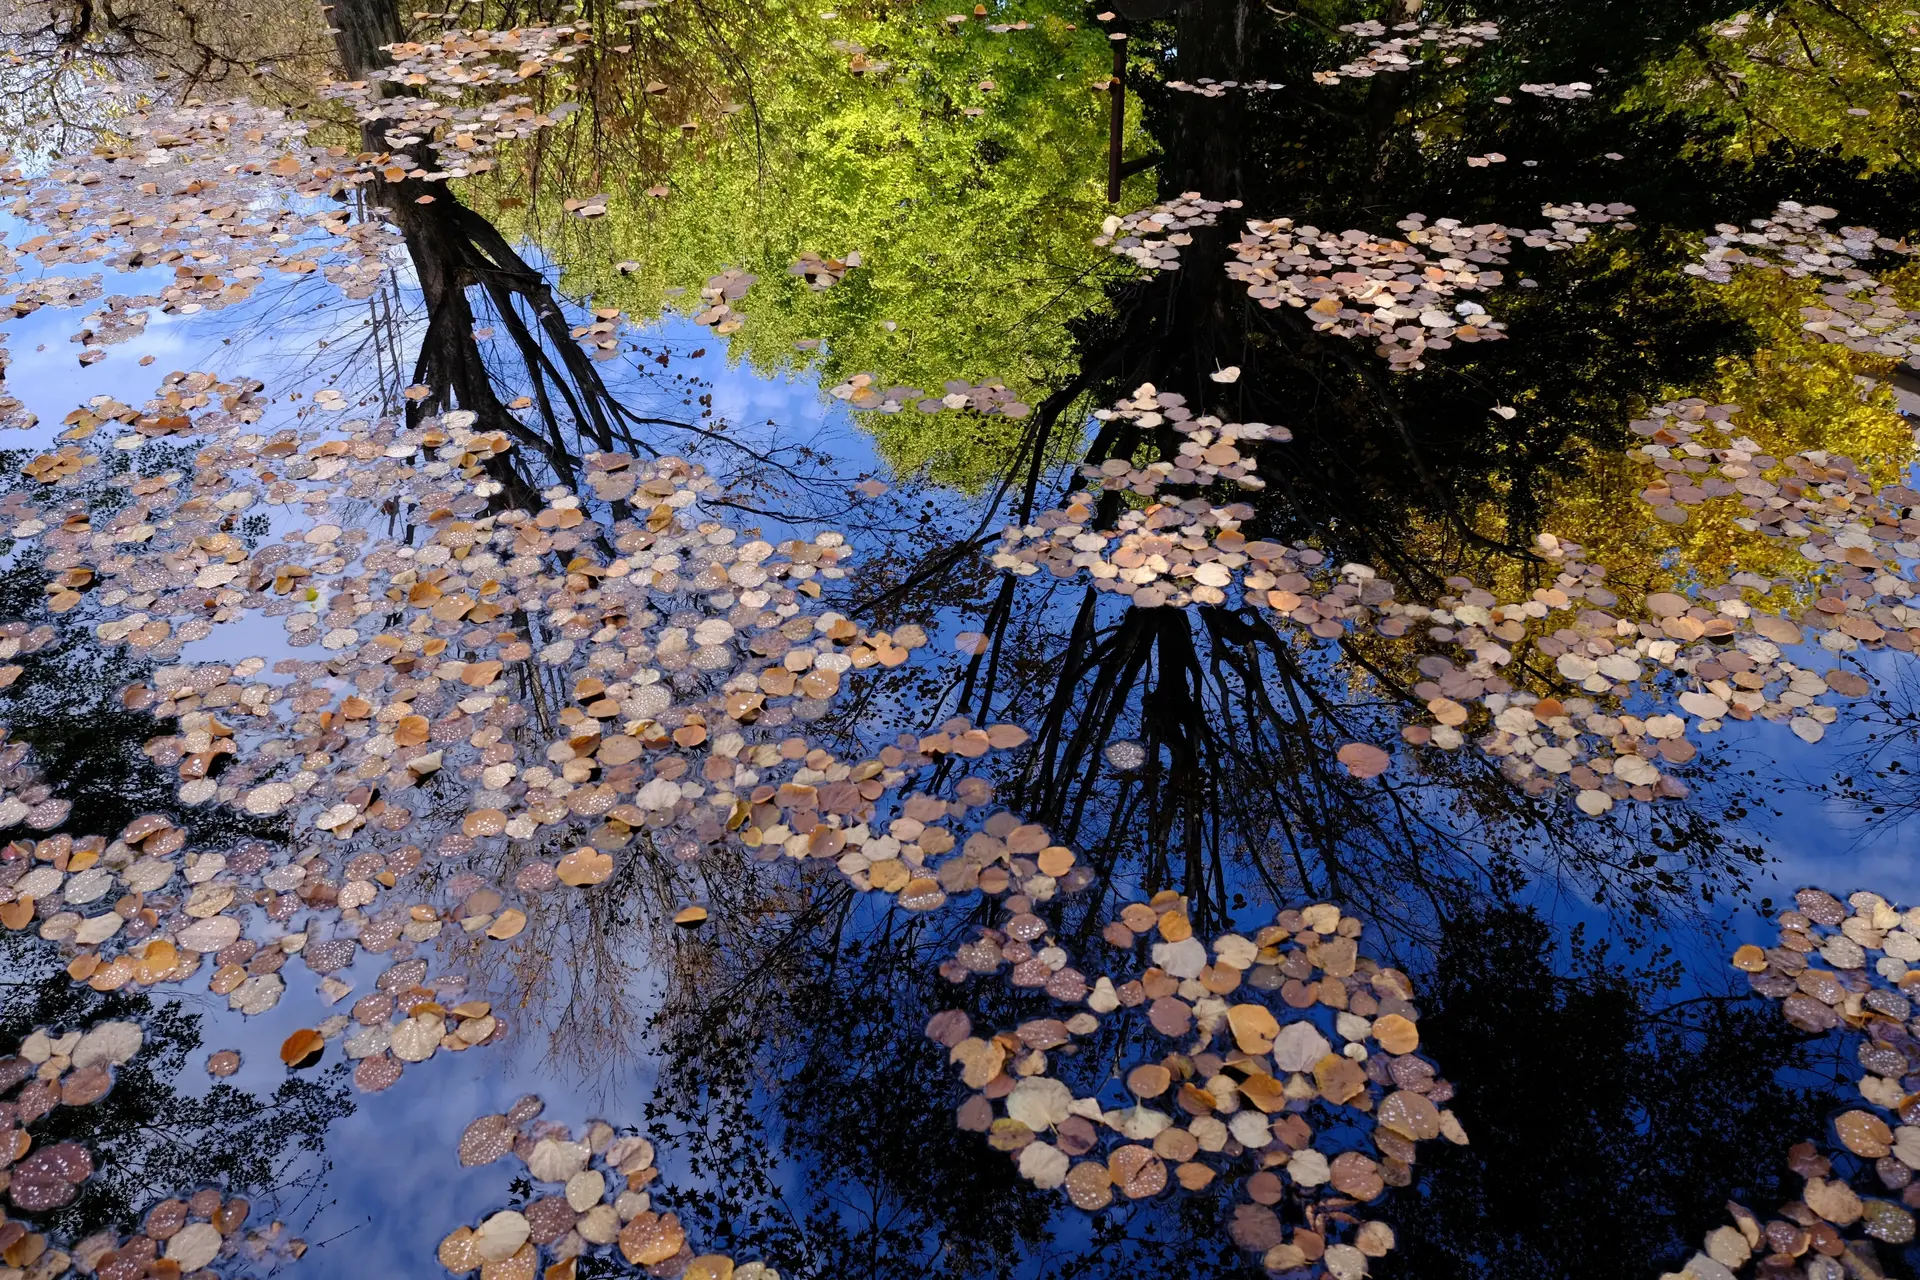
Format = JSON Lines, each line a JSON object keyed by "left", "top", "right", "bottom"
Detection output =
{"left": 556, "top": 849, "right": 613, "bottom": 886}
{"left": 617, "top": 1212, "right": 686, "bottom": 1265}
{"left": 1836, "top": 1109, "right": 1893, "bottom": 1158}
{"left": 1336, "top": 742, "right": 1391, "bottom": 778}
{"left": 1313, "top": 1053, "right": 1368, "bottom": 1104}
{"left": 278, "top": 1029, "right": 323, "bottom": 1067}
{"left": 1371, "top": 1012, "right": 1419, "bottom": 1054}
{"left": 1226, "top": 1003, "right": 1280, "bottom": 1053}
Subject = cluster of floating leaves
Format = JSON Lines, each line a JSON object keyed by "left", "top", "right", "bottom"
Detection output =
{"left": 320, "top": 28, "right": 585, "bottom": 182}
{"left": 989, "top": 377, "right": 1904, "bottom": 812}
{"left": 1092, "top": 193, "right": 1242, "bottom": 273}
{"left": 73, "top": 1184, "right": 303, "bottom": 1280}
{"left": 1702, "top": 887, "right": 1920, "bottom": 1275}
{"left": 5, "top": 276, "right": 101, "bottom": 321}
{"left": 1687, "top": 202, "right": 1920, "bottom": 369}
{"left": 1630, "top": 397, "right": 1920, "bottom": 662}
{"left": 993, "top": 387, "right": 1285, "bottom": 606}
{"left": 827, "top": 373, "right": 1031, "bottom": 418}
{"left": 0, "top": 99, "right": 402, "bottom": 362}
{"left": 1165, "top": 78, "right": 1283, "bottom": 97}
{"left": 0, "top": 26, "right": 592, "bottom": 344}
{"left": 0, "top": 341, "right": 25, "bottom": 432}
{"left": 941, "top": 9, "right": 1035, "bottom": 31}
{"left": 0, "top": 720, "right": 72, "bottom": 831}
{"left": 50, "top": 367, "right": 266, "bottom": 460}
{"left": 828, "top": 38, "right": 891, "bottom": 77}
{"left": 1667, "top": 1139, "right": 1912, "bottom": 1280}
{"left": 1310, "top": 19, "right": 1500, "bottom": 85}
{"left": 787, "top": 250, "right": 860, "bottom": 290}
{"left": 0, "top": 291, "right": 710, "bottom": 1077}
{"left": 1225, "top": 203, "right": 1636, "bottom": 369}
{"left": 1315, "top": 530, "right": 1867, "bottom": 808}
{"left": 1517, "top": 81, "right": 1594, "bottom": 100}
{"left": 0, "top": 1017, "right": 304, "bottom": 1276}
{"left": 443, "top": 1095, "right": 773, "bottom": 1280}
{"left": 1736, "top": 887, "right": 1920, "bottom": 1061}
{"left": 930, "top": 898, "right": 1461, "bottom": 1277}
{"left": 0, "top": 1020, "right": 141, "bottom": 1213}
{"left": 1687, "top": 202, "right": 1911, "bottom": 287}
{"left": 379, "top": 25, "right": 585, "bottom": 90}
{"left": 0, "top": 801, "right": 503, "bottom": 1090}
{"left": 563, "top": 193, "right": 611, "bottom": 220}
{"left": 1364, "top": 469, "right": 1920, "bottom": 807}
{"left": 690, "top": 270, "right": 754, "bottom": 335}
{"left": 285, "top": 970, "right": 504, "bottom": 1090}
{"left": 566, "top": 307, "right": 628, "bottom": 363}
{"left": 0, "top": 352, "right": 1105, "bottom": 963}
{"left": 1077, "top": 384, "right": 1286, "bottom": 494}
{"left": 68, "top": 295, "right": 157, "bottom": 367}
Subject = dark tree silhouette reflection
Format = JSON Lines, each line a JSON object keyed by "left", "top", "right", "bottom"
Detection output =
{"left": 641, "top": 884, "right": 1254, "bottom": 1280}
{"left": 0, "top": 931, "right": 353, "bottom": 1246}
{"left": 1381, "top": 904, "right": 1859, "bottom": 1280}
{"left": 623, "top": 889, "right": 1870, "bottom": 1279}
{"left": 1, "top": 0, "right": 1918, "bottom": 1276}
{"left": 829, "top": 0, "right": 1920, "bottom": 938}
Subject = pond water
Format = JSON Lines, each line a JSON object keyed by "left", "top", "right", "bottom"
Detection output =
{"left": 1, "top": 1, "right": 1920, "bottom": 1278}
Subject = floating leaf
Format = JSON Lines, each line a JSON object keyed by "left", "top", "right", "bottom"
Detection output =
{"left": 279, "top": 1029, "right": 324, "bottom": 1068}
{"left": 556, "top": 849, "right": 613, "bottom": 886}
{"left": 1226, "top": 1003, "right": 1280, "bottom": 1053}
{"left": 1335, "top": 743, "right": 1390, "bottom": 778}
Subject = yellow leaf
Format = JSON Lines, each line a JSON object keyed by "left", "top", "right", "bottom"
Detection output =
{"left": 1226, "top": 1003, "right": 1280, "bottom": 1053}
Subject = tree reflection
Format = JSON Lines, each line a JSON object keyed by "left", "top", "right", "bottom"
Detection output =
{"left": 326, "top": 0, "right": 690, "bottom": 499}
{"left": 624, "top": 882, "right": 1862, "bottom": 1278}
{"left": 641, "top": 881, "right": 1251, "bottom": 1280}
{"left": 2, "top": 0, "right": 1918, "bottom": 1274}
{"left": 0, "top": 930, "right": 352, "bottom": 1246}
{"left": 1381, "top": 903, "right": 1854, "bottom": 1280}
{"left": 814, "top": 0, "right": 1920, "bottom": 935}
{"left": 0, "top": 448, "right": 288, "bottom": 845}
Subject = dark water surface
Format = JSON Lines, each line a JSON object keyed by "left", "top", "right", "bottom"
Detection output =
{"left": 0, "top": 1, "right": 1918, "bottom": 1278}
